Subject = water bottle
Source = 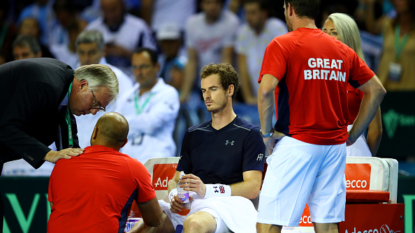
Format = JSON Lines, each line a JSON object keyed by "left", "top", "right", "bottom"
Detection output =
{"left": 177, "top": 171, "right": 190, "bottom": 216}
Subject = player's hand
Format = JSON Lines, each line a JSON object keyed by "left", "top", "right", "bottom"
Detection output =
{"left": 180, "top": 174, "right": 206, "bottom": 198}
{"left": 170, "top": 195, "right": 184, "bottom": 213}
{"left": 44, "top": 148, "right": 83, "bottom": 163}
{"left": 263, "top": 131, "right": 285, "bottom": 155}
{"left": 346, "top": 132, "right": 358, "bottom": 146}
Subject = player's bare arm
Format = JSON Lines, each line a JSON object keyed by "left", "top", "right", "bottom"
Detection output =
{"left": 349, "top": 75, "right": 386, "bottom": 145}
{"left": 228, "top": 170, "right": 262, "bottom": 199}
{"left": 366, "top": 107, "right": 382, "bottom": 156}
{"left": 258, "top": 74, "right": 284, "bottom": 153}
{"left": 178, "top": 170, "right": 262, "bottom": 200}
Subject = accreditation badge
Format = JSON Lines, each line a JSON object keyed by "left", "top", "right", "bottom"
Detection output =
{"left": 388, "top": 62, "right": 402, "bottom": 82}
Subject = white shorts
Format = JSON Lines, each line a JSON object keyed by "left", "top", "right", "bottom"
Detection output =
{"left": 159, "top": 200, "right": 230, "bottom": 233}
{"left": 257, "top": 136, "right": 347, "bottom": 226}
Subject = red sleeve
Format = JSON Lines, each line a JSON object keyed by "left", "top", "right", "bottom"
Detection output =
{"left": 130, "top": 159, "right": 157, "bottom": 203}
{"left": 348, "top": 50, "right": 375, "bottom": 88}
{"left": 259, "top": 38, "right": 288, "bottom": 83}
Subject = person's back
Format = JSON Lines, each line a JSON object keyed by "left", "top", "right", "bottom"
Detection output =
{"left": 48, "top": 113, "right": 162, "bottom": 232}
{"left": 0, "top": 58, "right": 73, "bottom": 150}
{"left": 48, "top": 146, "right": 151, "bottom": 232}
{"left": 257, "top": 1, "right": 386, "bottom": 232}
{"left": 262, "top": 29, "right": 373, "bottom": 145}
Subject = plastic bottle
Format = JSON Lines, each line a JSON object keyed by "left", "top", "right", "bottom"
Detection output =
{"left": 177, "top": 171, "right": 191, "bottom": 216}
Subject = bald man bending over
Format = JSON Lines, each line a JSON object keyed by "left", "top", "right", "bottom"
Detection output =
{"left": 47, "top": 113, "right": 162, "bottom": 233}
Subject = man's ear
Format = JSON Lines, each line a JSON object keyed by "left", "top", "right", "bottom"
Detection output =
{"left": 92, "top": 126, "right": 98, "bottom": 140}
{"left": 155, "top": 62, "right": 161, "bottom": 73}
{"left": 79, "top": 79, "right": 89, "bottom": 91}
{"left": 121, "top": 138, "right": 128, "bottom": 148}
{"left": 289, "top": 3, "right": 293, "bottom": 16}
{"left": 228, "top": 84, "right": 235, "bottom": 97}
{"left": 102, "top": 46, "right": 107, "bottom": 57}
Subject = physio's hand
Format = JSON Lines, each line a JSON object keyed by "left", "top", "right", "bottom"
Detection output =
{"left": 44, "top": 148, "right": 83, "bottom": 163}
{"left": 180, "top": 174, "right": 206, "bottom": 198}
{"left": 263, "top": 131, "right": 285, "bottom": 155}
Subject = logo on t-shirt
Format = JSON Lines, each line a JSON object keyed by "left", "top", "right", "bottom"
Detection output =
{"left": 225, "top": 140, "right": 234, "bottom": 146}
{"left": 257, "top": 153, "right": 264, "bottom": 161}
{"left": 304, "top": 58, "right": 346, "bottom": 82}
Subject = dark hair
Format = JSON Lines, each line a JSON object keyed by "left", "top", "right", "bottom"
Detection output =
{"left": 393, "top": 0, "right": 415, "bottom": 28}
{"left": 53, "top": 0, "right": 77, "bottom": 13}
{"left": 134, "top": 48, "right": 158, "bottom": 65}
{"left": 243, "top": 0, "right": 269, "bottom": 11}
{"left": 200, "top": 63, "right": 240, "bottom": 99}
{"left": 201, "top": 0, "right": 226, "bottom": 4}
{"left": 285, "top": 0, "right": 321, "bottom": 20}
{"left": 323, "top": 4, "right": 348, "bottom": 16}
{"left": 12, "top": 35, "right": 41, "bottom": 54}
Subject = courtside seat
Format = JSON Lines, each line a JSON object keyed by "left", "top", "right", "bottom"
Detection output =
{"left": 127, "top": 158, "right": 180, "bottom": 219}
{"left": 345, "top": 157, "right": 398, "bottom": 204}
{"left": 142, "top": 156, "right": 399, "bottom": 204}
{"left": 132, "top": 157, "right": 403, "bottom": 232}
{"left": 144, "top": 157, "right": 180, "bottom": 202}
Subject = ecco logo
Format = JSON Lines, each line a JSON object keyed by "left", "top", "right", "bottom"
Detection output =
{"left": 346, "top": 179, "right": 368, "bottom": 189}
{"left": 299, "top": 216, "right": 312, "bottom": 224}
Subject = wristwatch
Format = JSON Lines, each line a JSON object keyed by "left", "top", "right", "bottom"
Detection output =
{"left": 260, "top": 129, "right": 274, "bottom": 138}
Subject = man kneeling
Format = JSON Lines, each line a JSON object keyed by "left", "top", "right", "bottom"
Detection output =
{"left": 130, "top": 63, "right": 266, "bottom": 233}
{"left": 48, "top": 113, "right": 162, "bottom": 232}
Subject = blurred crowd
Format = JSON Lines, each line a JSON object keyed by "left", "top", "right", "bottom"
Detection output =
{"left": 0, "top": 0, "right": 414, "bottom": 175}
{"left": 1, "top": 0, "right": 413, "bottom": 95}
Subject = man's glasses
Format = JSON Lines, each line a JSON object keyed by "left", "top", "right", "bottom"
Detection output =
{"left": 91, "top": 89, "right": 106, "bottom": 112}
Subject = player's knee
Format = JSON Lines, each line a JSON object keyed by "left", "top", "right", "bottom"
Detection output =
{"left": 183, "top": 215, "right": 211, "bottom": 233}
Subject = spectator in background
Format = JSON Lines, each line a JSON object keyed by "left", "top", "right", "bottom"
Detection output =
{"left": 18, "top": 18, "right": 54, "bottom": 58}
{"left": 0, "top": 0, "right": 16, "bottom": 65}
{"left": 115, "top": 48, "right": 179, "bottom": 164}
{"left": 157, "top": 23, "right": 187, "bottom": 91}
{"left": 48, "top": 113, "right": 163, "bottom": 232}
{"left": 320, "top": 4, "right": 349, "bottom": 28}
{"left": 87, "top": 0, "right": 156, "bottom": 79}
{"left": 141, "top": 0, "right": 196, "bottom": 33}
{"left": 376, "top": 0, "right": 415, "bottom": 90}
{"left": 49, "top": 0, "right": 87, "bottom": 68}
{"left": 323, "top": 13, "right": 383, "bottom": 157}
{"left": 236, "top": 0, "right": 287, "bottom": 104}
{"left": 12, "top": 35, "right": 42, "bottom": 60}
{"left": 17, "top": 0, "right": 55, "bottom": 46}
{"left": 355, "top": 0, "right": 389, "bottom": 34}
{"left": 75, "top": 30, "right": 133, "bottom": 149}
{"left": 180, "top": 0, "right": 239, "bottom": 103}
